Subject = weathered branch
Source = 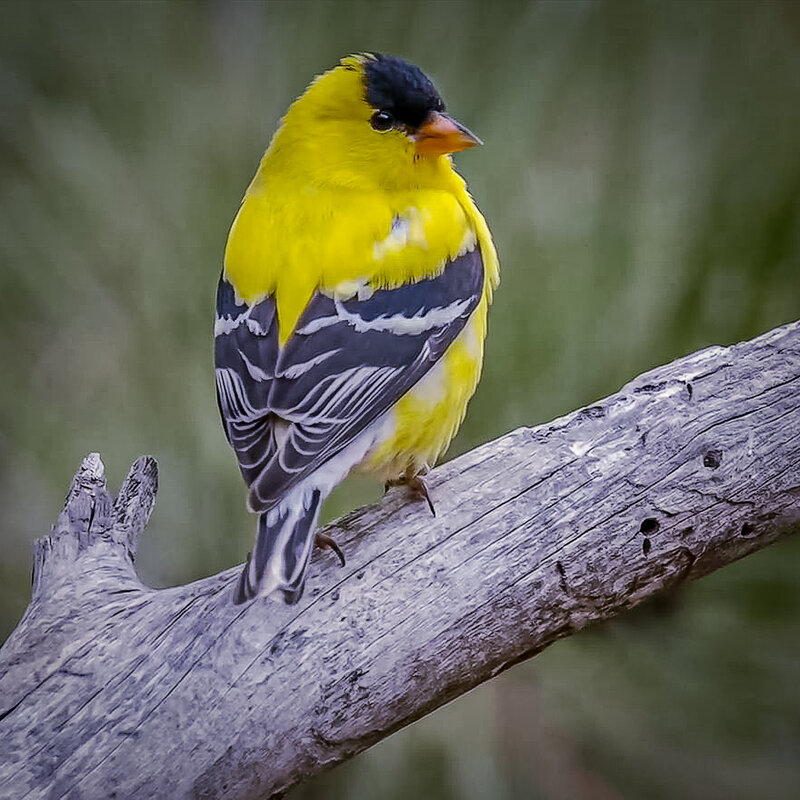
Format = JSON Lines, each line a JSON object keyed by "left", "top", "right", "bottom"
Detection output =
{"left": 2, "top": 321, "right": 799, "bottom": 800}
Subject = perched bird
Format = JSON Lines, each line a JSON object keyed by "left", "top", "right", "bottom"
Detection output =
{"left": 215, "top": 53, "right": 499, "bottom": 604}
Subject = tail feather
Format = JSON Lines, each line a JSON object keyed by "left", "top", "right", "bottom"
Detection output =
{"left": 234, "top": 489, "right": 323, "bottom": 605}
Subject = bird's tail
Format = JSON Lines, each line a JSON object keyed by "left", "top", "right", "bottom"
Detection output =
{"left": 234, "top": 489, "right": 323, "bottom": 605}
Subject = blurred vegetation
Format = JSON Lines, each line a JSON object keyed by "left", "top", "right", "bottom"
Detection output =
{"left": 1, "top": 1, "right": 799, "bottom": 798}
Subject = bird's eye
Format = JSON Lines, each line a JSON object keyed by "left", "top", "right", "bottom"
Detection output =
{"left": 370, "top": 110, "right": 395, "bottom": 131}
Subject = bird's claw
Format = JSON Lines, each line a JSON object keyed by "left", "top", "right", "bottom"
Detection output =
{"left": 385, "top": 472, "right": 436, "bottom": 516}
{"left": 409, "top": 474, "right": 436, "bottom": 516}
{"left": 315, "top": 532, "right": 346, "bottom": 567}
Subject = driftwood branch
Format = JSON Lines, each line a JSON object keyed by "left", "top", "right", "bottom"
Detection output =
{"left": 2, "top": 320, "right": 799, "bottom": 799}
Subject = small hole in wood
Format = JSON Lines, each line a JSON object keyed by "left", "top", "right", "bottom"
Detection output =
{"left": 555, "top": 560, "right": 569, "bottom": 593}
{"left": 703, "top": 449, "right": 722, "bottom": 469}
{"left": 741, "top": 522, "right": 755, "bottom": 536}
{"left": 642, "top": 537, "right": 651, "bottom": 556}
{"left": 640, "top": 518, "right": 660, "bottom": 534}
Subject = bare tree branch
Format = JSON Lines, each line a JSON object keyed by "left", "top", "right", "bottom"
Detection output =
{"left": 1, "top": 320, "right": 799, "bottom": 800}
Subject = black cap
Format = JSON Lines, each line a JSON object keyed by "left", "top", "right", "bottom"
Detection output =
{"left": 363, "top": 54, "right": 445, "bottom": 129}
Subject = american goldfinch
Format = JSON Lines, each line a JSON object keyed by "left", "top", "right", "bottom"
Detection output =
{"left": 215, "top": 54, "right": 499, "bottom": 604}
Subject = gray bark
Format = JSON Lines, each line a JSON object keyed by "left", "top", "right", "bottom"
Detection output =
{"left": 2, "top": 320, "right": 799, "bottom": 800}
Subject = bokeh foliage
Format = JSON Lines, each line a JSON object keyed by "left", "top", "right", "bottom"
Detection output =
{"left": 1, "top": 1, "right": 799, "bottom": 798}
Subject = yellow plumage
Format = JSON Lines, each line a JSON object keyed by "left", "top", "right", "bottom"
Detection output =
{"left": 216, "top": 53, "right": 498, "bottom": 602}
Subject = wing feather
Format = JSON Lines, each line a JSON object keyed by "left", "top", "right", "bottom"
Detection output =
{"left": 215, "top": 247, "right": 484, "bottom": 512}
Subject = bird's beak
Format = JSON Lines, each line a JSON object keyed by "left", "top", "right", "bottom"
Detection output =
{"left": 414, "top": 111, "right": 482, "bottom": 156}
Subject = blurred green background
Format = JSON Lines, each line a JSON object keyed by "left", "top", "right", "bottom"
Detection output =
{"left": 2, "top": 1, "right": 799, "bottom": 797}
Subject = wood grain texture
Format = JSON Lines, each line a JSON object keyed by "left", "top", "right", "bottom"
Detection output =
{"left": 1, "top": 321, "right": 799, "bottom": 800}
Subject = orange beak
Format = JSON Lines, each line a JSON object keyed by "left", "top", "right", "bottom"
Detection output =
{"left": 414, "top": 111, "right": 482, "bottom": 156}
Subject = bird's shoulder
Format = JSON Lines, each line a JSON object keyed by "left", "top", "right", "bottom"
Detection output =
{"left": 224, "top": 180, "right": 483, "bottom": 344}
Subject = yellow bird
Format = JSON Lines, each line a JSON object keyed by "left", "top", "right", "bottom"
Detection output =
{"left": 215, "top": 54, "right": 499, "bottom": 603}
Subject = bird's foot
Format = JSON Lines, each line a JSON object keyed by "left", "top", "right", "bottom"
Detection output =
{"left": 384, "top": 470, "right": 436, "bottom": 517}
{"left": 315, "top": 532, "right": 345, "bottom": 567}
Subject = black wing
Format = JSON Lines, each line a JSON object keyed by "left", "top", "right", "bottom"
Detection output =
{"left": 214, "top": 248, "right": 484, "bottom": 513}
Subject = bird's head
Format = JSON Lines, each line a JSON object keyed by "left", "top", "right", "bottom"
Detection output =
{"left": 265, "top": 54, "right": 481, "bottom": 190}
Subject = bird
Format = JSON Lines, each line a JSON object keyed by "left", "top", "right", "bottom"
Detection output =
{"left": 214, "top": 53, "right": 499, "bottom": 604}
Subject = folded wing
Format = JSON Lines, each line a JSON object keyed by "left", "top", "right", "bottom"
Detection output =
{"left": 214, "top": 247, "right": 484, "bottom": 513}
